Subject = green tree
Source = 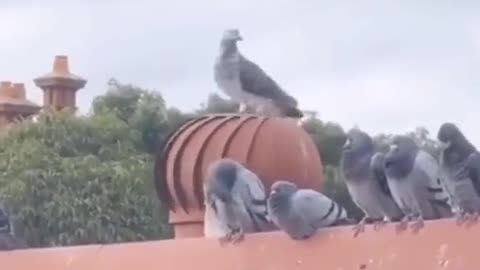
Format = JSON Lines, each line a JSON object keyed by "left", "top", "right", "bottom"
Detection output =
{"left": 196, "top": 93, "right": 239, "bottom": 114}
{"left": 92, "top": 78, "right": 169, "bottom": 153}
{"left": 0, "top": 111, "right": 171, "bottom": 248}
{"left": 302, "top": 112, "right": 347, "bottom": 167}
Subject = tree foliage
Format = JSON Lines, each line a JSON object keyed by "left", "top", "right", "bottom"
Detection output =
{"left": 196, "top": 93, "right": 239, "bottom": 115}
{"left": 302, "top": 112, "right": 347, "bottom": 167}
{"left": 0, "top": 110, "right": 171, "bottom": 247}
{"left": 92, "top": 79, "right": 169, "bottom": 153}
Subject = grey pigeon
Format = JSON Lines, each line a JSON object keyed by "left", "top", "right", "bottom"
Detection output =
{"left": 213, "top": 28, "right": 303, "bottom": 118}
{"left": 437, "top": 122, "right": 480, "bottom": 225}
{"left": 203, "top": 158, "right": 275, "bottom": 245}
{"left": 267, "top": 180, "right": 349, "bottom": 240}
{"left": 340, "top": 129, "right": 403, "bottom": 236}
{"left": 384, "top": 135, "right": 453, "bottom": 233}
{"left": 0, "top": 207, "right": 10, "bottom": 234}
{"left": 0, "top": 204, "right": 27, "bottom": 250}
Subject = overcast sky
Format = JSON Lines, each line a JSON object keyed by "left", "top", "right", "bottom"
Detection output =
{"left": 1, "top": 0, "right": 479, "bottom": 145}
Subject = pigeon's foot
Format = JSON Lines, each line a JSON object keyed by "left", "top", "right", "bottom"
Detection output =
{"left": 464, "top": 212, "right": 479, "bottom": 227}
{"left": 230, "top": 230, "right": 245, "bottom": 244}
{"left": 410, "top": 216, "right": 424, "bottom": 233}
{"left": 373, "top": 218, "right": 388, "bottom": 231}
{"left": 352, "top": 217, "right": 368, "bottom": 237}
{"left": 223, "top": 227, "right": 244, "bottom": 245}
{"left": 218, "top": 228, "right": 241, "bottom": 246}
{"left": 455, "top": 211, "right": 468, "bottom": 226}
{"left": 395, "top": 216, "right": 410, "bottom": 234}
{"left": 218, "top": 234, "right": 232, "bottom": 247}
{"left": 238, "top": 103, "right": 248, "bottom": 114}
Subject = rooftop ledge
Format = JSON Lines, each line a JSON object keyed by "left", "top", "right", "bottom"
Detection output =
{"left": 0, "top": 218, "right": 478, "bottom": 270}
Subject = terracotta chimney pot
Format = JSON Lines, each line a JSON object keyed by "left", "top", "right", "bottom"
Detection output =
{"left": 0, "top": 81, "right": 12, "bottom": 97}
{"left": 52, "top": 55, "right": 70, "bottom": 74}
{"left": 12, "top": 83, "right": 26, "bottom": 99}
{"left": 33, "top": 55, "right": 87, "bottom": 110}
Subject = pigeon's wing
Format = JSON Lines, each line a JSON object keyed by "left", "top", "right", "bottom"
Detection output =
{"left": 235, "top": 167, "right": 273, "bottom": 232}
{"left": 370, "top": 152, "right": 392, "bottom": 197}
{"left": 293, "top": 190, "right": 348, "bottom": 228}
{"left": 238, "top": 54, "right": 297, "bottom": 108}
{"left": 467, "top": 152, "right": 480, "bottom": 196}
{"left": 413, "top": 151, "right": 453, "bottom": 216}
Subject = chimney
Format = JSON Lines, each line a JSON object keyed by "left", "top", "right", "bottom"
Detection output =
{"left": 33, "top": 55, "right": 87, "bottom": 111}
{"left": 0, "top": 81, "right": 40, "bottom": 129}
{"left": 11, "top": 83, "right": 26, "bottom": 99}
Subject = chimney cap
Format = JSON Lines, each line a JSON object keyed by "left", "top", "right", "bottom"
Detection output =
{"left": 33, "top": 55, "right": 87, "bottom": 89}
{"left": 0, "top": 81, "right": 40, "bottom": 112}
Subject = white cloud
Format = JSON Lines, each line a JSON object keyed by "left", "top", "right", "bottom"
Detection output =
{"left": 0, "top": 0, "right": 479, "bottom": 146}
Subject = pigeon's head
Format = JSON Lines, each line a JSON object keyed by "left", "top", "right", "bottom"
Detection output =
{"left": 343, "top": 128, "right": 374, "bottom": 153}
{"left": 205, "top": 159, "right": 239, "bottom": 203}
{"left": 222, "top": 29, "right": 243, "bottom": 42}
{"left": 437, "top": 122, "right": 462, "bottom": 149}
{"left": 385, "top": 135, "right": 418, "bottom": 167}
{"left": 270, "top": 180, "right": 298, "bottom": 197}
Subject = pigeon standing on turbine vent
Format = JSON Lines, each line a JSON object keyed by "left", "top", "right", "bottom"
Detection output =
{"left": 437, "top": 122, "right": 480, "bottom": 225}
{"left": 203, "top": 158, "right": 275, "bottom": 245}
{"left": 384, "top": 135, "right": 453, "bottom": 233}
{"left": 267, "top": 180, "right": 350, "bottom": 240}
{"left": 340, "top": 129, "right": 403, "bottom": 237}
{"left": 213, "top": 28, "right": 303, "bottom": 118}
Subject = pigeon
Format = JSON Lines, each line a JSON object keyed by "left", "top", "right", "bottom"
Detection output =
{"left": 0, "top": 207, "right": 11, "bottom": 234}
{"left": 213, "top": 28, "right": 303, "bottom": 118}
{"left": 340, "top": 129, "right": 403, "bottom": 237}
{"left": 267, "top": 180, "right": 349, "bottom": 240}
{"left": 384, "top": 135, "right": 453, "bottom": 233}
{"left": 203, "top": 158, "right": 274, "bottom": 245}
{"left": 437, "top": 122, "right": 480, "bottom": 225}
{"left": 0, "top": 204, "right": 27, "bottom": 250}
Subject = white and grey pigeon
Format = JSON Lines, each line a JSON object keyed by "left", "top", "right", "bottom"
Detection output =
{"left": 437, "top": 122, "right": 480, "bottom": 225}
{"left": 340, "top": 129, "right": 403, "bottom": 237}
{"left": 267, "top": 180, "right": 349, "bottom": 240}
{"left": 213, "top": 28, "right": 303, "bottom": 118}
{"left": 384, "top": 135, "right": 453, "bottom": 233}
{"left": 203, "top": 158, "right": 275, "bottom": 245}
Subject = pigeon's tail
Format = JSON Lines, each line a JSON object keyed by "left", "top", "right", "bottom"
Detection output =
{"left": 282, "top": 107, "right": 304, "bottom": 118}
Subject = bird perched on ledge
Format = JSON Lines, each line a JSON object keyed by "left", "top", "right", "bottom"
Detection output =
{"left": 203, "top": 158, "right": 275, "bottom": 245}
{"left": 384, "top": 135, "right": 453, "bottom": 233}
{"left": 340, "top": 129, "right": 403, "bottom": 237}
{"left": 267, "top": 180, "right": 350, "bottom": 240}
{"left": 437, "top": 122, "right": 480, "bottom": 225}
{"left": 214, "top": 28, "right": 303, "bottom": 118}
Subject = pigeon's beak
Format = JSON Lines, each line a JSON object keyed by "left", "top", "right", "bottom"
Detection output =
{"left": 439, "top": 141, "right": 451, "bottom": 150}
{"left": 389, "top": 144, "right": 398, "bottom": 152}
{"left": 236, "top": 35, "right": 243, "bottom": 41}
